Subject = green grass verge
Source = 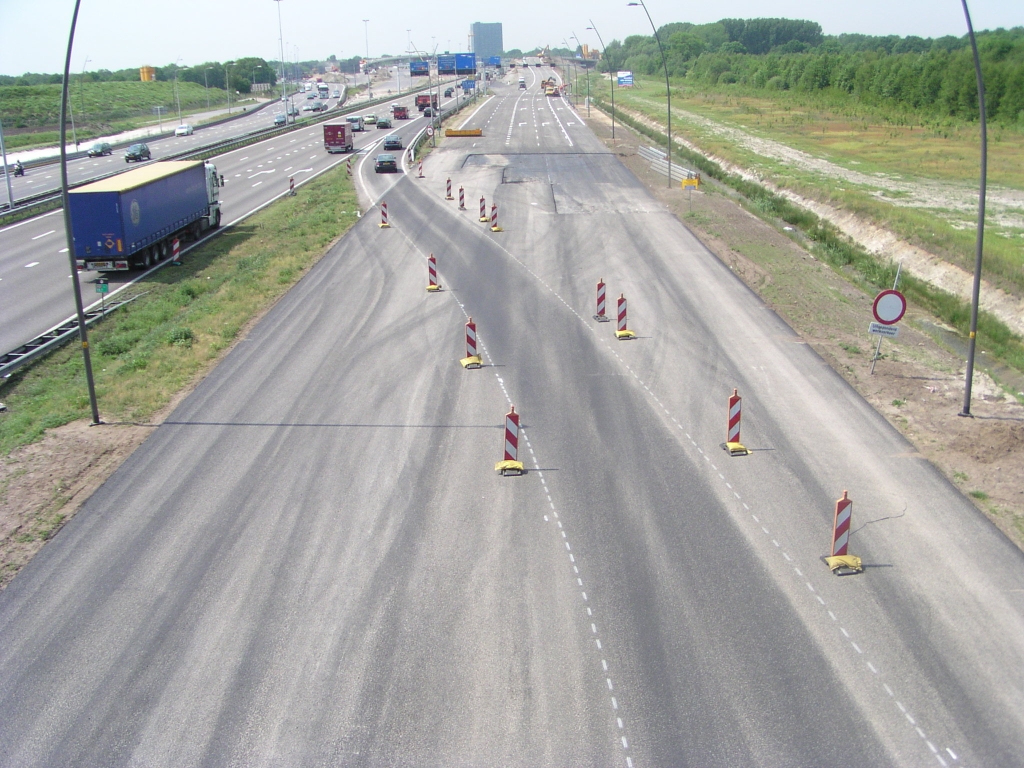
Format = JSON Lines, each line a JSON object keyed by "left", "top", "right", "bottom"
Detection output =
{"left": 606, "top": 80, "right": 1024, "bottom": 296}
{"left": 595, "top": 98, "right": 1024, "bottom": 382}
{"left": 0, "top": 164, "right": 359, "bottom": 455}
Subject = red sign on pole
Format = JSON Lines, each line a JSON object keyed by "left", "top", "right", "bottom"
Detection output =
{"left": 872, "top": 289, "right": 907, "bottom": 325}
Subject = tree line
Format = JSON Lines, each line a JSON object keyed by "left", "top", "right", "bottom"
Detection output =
{"left": 598, "top": 18, "right": 1024, "bottom": 124}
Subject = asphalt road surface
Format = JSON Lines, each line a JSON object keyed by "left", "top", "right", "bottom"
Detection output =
{"left": 1, "top": 67, "right": 1022, "bottom": 767}
{"left": 0, "top": 82, "right": 457, "bottom": 356}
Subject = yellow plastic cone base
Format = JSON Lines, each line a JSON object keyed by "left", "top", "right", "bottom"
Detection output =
{"left": 479, "top": 216, "right": 490, "bottom": 222}
{"left": 495, "top": 460, "right": 525, "bottom": 475}
{"left": 615, "top": 329, "right": 636, "bottom": 340}
{"left": 490, "top": 225, "right": 504, "bottom": 232}
{"left": 379, "top": 223, "right": 390, "bottom": 228}
{"left": 460, "top": 355, "right": 483, "bottom": 369}
{"left": 726, "top": 441, "right": 751, "bottom": 456}
{"left": 426, "top": 284, "right": 441, "bottom": 292}
{"left": 825, "top": 555, "right": 864, "bottom": 574}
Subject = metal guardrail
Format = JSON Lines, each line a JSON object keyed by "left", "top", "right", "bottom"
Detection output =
{"left": 0, "top": 81, "right": 450, "bottom": 378}
{"left": 637, "top": 145, "right": 698, "bottom": 183}
{"left": 0, "top": 294, "right": 144, "bottom": 379}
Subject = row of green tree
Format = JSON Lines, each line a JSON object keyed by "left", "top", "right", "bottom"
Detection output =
{"left": 596, "top": 19, "right": 1024, "bottom": 123}
{"left": 0, "top": 56, "right": 325, "bottom": 94}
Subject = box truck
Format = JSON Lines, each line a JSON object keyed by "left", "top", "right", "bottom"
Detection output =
{"left": 70, "top": 161, "right": 222, "bottom": 272}
{"left": 323, "top": 123, "right": 354, "bottom": 153}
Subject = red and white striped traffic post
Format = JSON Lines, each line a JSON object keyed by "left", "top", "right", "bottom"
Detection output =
{"left": 171, "top": 237, "right": 181, "bottom": 265}
{"left": 345, "top": 159, "right": 352, "bottom": 176}
{"left": 479, "top": 195, "right": 488, "bottom": 222}
{"left": 495, "top": 405, "right": 524, "bottom": 475}
{"left": 594, "top": 278, "right": 608, "bottom": 321}
{"left": 490, "top": 203, "right": 503, "bottom": 232}
{"left": 379, "top": 200, "right": 390, "bottom": 228}
{"left": 825, "top": 490, "right": 863, "bottom": 574}
{"left": 615, "top": 294, "right": 635, "bottom": 339}
{"left": 446, "top": 177, "right": 454, "bottom": 200}
{"left": 458, "top": 186, "right": 466, "bottom": 210}
{"left": 427, "top": 253, "right": 440, "bottom": 292}
{"left": 289, "top": 177, "right": 296, "bottom": 196}
{"left": 725, "top": 388, "right": 749, "bottom": 455}
{"left": 460, "top": 317, "right": 482, "bottom": 368}
{"left": 418, "top": 159, "right": 424, "bottom": 178}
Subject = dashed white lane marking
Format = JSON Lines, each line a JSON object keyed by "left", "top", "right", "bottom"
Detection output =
{"left": 31, "top": 229, "right": 56, "bottom": 240}
{"left": 24, "top": 262, "right": 40, "bottom": 268}
{"left": 409, "top": 170, "right": 960, "bottom": 767}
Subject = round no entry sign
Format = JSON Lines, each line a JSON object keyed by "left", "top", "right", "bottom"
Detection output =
{"left": 872, "top": 289, "right": 907, "bottom": 325}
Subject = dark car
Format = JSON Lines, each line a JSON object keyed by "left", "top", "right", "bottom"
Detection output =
{"left": 374, "top": 153, "right": 399, "bottom": 173}
{"left": 375, "top": 117, "right": 392, "bottom": 129}
{"left": 87, "top": 142, "right": 112, "bottom": 157}
{"left": 444, "top": 88, "right": 454, "bottom": 97}
{"left": 422, "top": 106, "right": 433, "bottom": 117}
{"left": 382, "top": 134, "right": 403, "bottom": 151}
{"left": 124, "top": 143, "right": 151, "bottom": 163}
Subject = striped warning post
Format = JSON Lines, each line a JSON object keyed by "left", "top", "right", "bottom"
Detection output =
{"left": 346, "top": 159, "right": 352, "bottom": 176}
{"left": 418, "top": 160, "right": 424, "bottom": 179}
{"left": 594, "top": 278, "right": 608, "bottom": 321}
{"left": 460, "top": 317, "right": 482, "bottom": 368}
{"left": 479, "top": 195, "right": 488, "bottom": 222}
{"left": 172, "top": 238, "right": 180, "bottom": 260}
{"left": 490, "top": 204, "right": 503, "bottom": 232}
{"left": 427, "top": 253, "right": 440, "bottom": 291}
{"left": 495, "top": 405, "right": 525, "bottom": 475}
{"left": 379, "top": 200, "right": 390, "bottom": 228}
{"left": 832, "top": 491, "right": 852, "bottom": 557}
{"left": 459, "top": 186, "right": 466, "bottom": 210}
{"left": 615, "top": 294, "right": 635, "bottom": 339}
{"left": 825, "top": 490, "right": 863, "bottom": 573}
{"left": 446, "top": 178, "right": 454, "bottom": 200}
{"left": 726, "top": 388, "right": 749, "bottom": 456}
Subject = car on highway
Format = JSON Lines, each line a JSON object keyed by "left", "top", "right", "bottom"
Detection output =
{"left": 374, "top": 153, "right": 399, "bottom": 173}
{"left": 124, "top": 143, "right": 151, "bottom": 163}
{"left": 274, "top": 113, "right": 287, "bottom": 126}
{"left": 332, "top": 89, "right": 340, "bottom": 98}
{"left": 87, "top": 142, "right": 112, "bottom": 157}
{"left": 422, "top": 106, "right": 433, "bottom": 117}
{"left": 375, "top": 117, "right": 392, "bottom": 129}
{"left": 444, "top": 87, "right": 454, "bottom": 97}
{"left": 363, "top": 114, "right": 377, "bottom": 124}
{"left": 174, "top": 124, "right": 194, "bottom": 136}
{"left": 286, "top": 104, "right": 299, "bottom": 116}
{"left": 345, "top": 115, "right": 365, "bottom": 131}
{"left": 306, "top": 91, "right": 316, "bottom": 99}
{"left": 382, "top": 134, "right": 403, "bottom": 150}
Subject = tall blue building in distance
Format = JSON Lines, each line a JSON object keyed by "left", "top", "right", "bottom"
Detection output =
{"left": 470, "top": 22, "right": 503, "bottom": 61}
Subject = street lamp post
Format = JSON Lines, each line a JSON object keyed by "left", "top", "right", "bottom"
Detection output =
{"left": 587, "top": 21, "right": 614, "bottom": 140}
{"left": 274, "top": 0, "right": 288, "bottom": 118}
{"left": 204, "top": 67, "right": 212, "bottom": 111}
{"left": 958, "top": 0, "right": 989, "bottom": 417}
{"left": 225, "top": 62, "right": 233, "bottom": 114}
{"left": 174, "top": 57, "right": 183, "bottom": 125}
{"left": 628, "top": 1, "right": 672, "bottom": 187}
{"left": 78, "top": 56, "right": 90, "bottom": 148}
{"left": 59, "top": 0, "right": 102, "bottom": 425}
{"left": 363, "top": 19, "right": 371, "bottom": 98}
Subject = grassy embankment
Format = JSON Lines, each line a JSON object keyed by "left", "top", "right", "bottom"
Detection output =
{"left": 0, "top": 81, "right": 243, "bottom": 151}
{"left": 594, "top": 77, "right": 1024, "bottom": 385}
{"left": 0, "top": 163, "right": 359, "bottom": 458}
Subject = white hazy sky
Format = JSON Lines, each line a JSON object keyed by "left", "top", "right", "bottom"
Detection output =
{"left": 1, "top": 0, "right": 1022, "bottom": 76}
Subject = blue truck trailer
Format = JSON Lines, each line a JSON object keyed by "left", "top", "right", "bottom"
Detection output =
{"left": 70, "top": 160, "right": 223, "bottom": 271}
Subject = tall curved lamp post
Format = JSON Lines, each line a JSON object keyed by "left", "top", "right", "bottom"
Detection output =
{"left": 59, "top": 0, "right": 101, "bottom": 424}
{"left": 628, "top": 0, "right": 672, "bottom": 187}
{"left": 958, "top": 0, "right": 988, "bottom": 418}
{"left": 587, "top": 21, "right": 614, "bottom": 140}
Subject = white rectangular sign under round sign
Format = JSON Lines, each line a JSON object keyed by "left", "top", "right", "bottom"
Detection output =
{"left": 869, "top": 322, "right": 899, "bottom": 338}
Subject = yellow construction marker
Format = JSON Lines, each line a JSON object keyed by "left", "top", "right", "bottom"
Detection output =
{"left": 494, "top": 459, "right": 525, "bottom": 475}
{"left": 615, "top": 329, "right": 636, "bottom": 340}
{"left": 825, "top": 555, "right": 864, "bottom": 574}
{"left": 725, "top": 441, "right": 751, "bottom": 457}
{"left": 460, "top": 355, "right": 483, "bottom": 369}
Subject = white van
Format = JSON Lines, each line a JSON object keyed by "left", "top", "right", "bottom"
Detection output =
{"left": 345, "top": 115, "right": 365, "bottom": 131}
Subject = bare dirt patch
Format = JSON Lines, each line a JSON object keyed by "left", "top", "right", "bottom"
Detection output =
{"left": 584, "top": 106, "right": 1024, "bottom": 548}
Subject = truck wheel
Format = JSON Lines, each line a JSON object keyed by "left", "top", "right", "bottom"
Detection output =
{"left": 213, "top": 210, "right": 221, "bottom": 229}
{"left": 143, "top": 248, "right": 153, "bottom": 268}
